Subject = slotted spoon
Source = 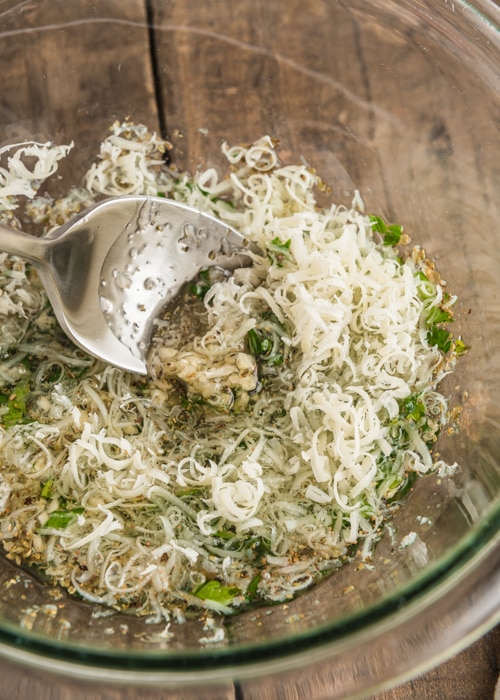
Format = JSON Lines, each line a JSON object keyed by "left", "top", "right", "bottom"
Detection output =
{"left": 0, "top": 196, "right": 256, "bottom": 374}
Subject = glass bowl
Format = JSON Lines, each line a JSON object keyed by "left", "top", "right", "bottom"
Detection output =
{"left": 0, "top": 1, "right": 498, "bottom": 697}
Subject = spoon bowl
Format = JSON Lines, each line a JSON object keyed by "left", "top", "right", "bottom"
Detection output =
{"left": 0, "top": 196, "right": 255, "bottom": 374}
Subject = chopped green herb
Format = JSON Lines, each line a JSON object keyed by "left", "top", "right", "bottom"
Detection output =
{"left": 454, "top": 338, "right": 469, "bottom": 356}
{"left": 426, "top": 306, "right": 454, "bottom": 326}
{"left": 250, "top": 536, "right": 273, "bottom": 558}
{"left": 43, "top": 507, "right": 84, "bottom": 530}
{"left": 176, "top": 488, "right": 203, "bottom": 498}
{"left": 427, "top": 326, "right": 453, "bottom": 353}
{"left": 0, "top": 379, "right": 31, "bottom": 428}
{"left": 190, "top": 283, "right": 207, "bottom": 299}
{"left": 400, "top": 395, "right": 426, "bottom": 423}
{"left": 386, "top": 472, "right": 418, "bottom": 503}
{"left": 190, "top": 268, "right": 211, "bottom": 299}
{"left": 369, "top": 215, "right": 404, "bottom": 246}
{"left": 214, "top": 529, "right": 236, "bottom": 540}
{"left": 267, "top": 237, "right": 292, "bottom": 266}
{"left": 247, "top": 328, "right": 262, "bottom": 355}
{"left": 194, "top": 579, "right": 241, "bottom": 605}
{"left": 260, "top": 337, "right": 273, "bottom": 354}
{"left": 245, "top": 571, "right": 262, "bottom": 600}
{"left": 246, "top": 322, "right": 284, "bottom": 367}
{"left": 180, "top": 393, "right": 206, "bottom": 409}
{"left": 40, "top": 478, "right": 54, "bottom": 499}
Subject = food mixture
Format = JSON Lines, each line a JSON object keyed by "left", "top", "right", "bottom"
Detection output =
{"left": 0, "top": 123, "right": 466, "bottom": 622}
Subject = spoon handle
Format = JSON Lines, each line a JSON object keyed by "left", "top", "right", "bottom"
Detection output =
{"left": 0, "top": 223, "right": 50, "bottom": 266}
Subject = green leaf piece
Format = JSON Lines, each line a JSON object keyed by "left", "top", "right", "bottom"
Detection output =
{"left": 44, "top": 507, "right": 84, "bottom": 530}
{"left": 267, "top": 237, "right": 292, "bottom": 266}
{"left": 40, "top": 478, "right": 54, "bottom": 499}
{"left": 426, "top": 306, "right": 454, "bottom": 326}
{"left": 247, "top": 328, "right": 262, "bottom": 355}
{"left": 369, "top": 214, "right": 403, "bottom": 246}
{"left": 427, "top": 326, "right": 453, "bottom": 353}
{"left": 246, "top": 571, "right": 261, "bottom": 600}
{"left": 194, "top": 579, "right": 241, "bottom": 605}
{"left": 0, "top": 379, "right": 32, "bottom": 428}
{"left": 455, "top": 338, "right": 469, "bottom": 356}
{"left": 214, "top": 529, "right": 236, "bottom": 540}
{"left": 400, "top": 395, "right": 426, "bottom": 423}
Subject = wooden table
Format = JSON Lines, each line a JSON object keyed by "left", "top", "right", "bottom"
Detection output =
{"left": 0, "top": 1, "right": 498, "bottom": 697}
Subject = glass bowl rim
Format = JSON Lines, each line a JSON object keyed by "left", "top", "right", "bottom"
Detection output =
{"left": 0, "top": 500, "right": 497, "bottom": 683}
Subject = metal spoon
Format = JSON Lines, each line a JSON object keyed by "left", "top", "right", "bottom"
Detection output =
{"left": 0, "top": 196, "right": 256, "bottom": 375}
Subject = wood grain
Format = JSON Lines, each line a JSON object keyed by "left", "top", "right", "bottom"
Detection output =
{"left": 0, "top": 0, "right": 159, "bottom": 177}
{"left": 374, "top": 626, "right": 500, "bottom": 700}
{"left": 148, "top": 0, "right": 378, "bottom": 195}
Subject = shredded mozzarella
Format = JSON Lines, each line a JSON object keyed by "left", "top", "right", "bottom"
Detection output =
{"left": 0, "top": 141, "right": 73, "bottom": 211}
{"left": 0, "top": 123, "right": 464, "bottom": 622}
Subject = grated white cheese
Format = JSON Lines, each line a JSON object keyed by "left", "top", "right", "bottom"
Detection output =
{"left": 0, "top": 123, "right": 464, "bottom": 621}
{"left": 0, "top": 141, "right": 73, "bottom": 211}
